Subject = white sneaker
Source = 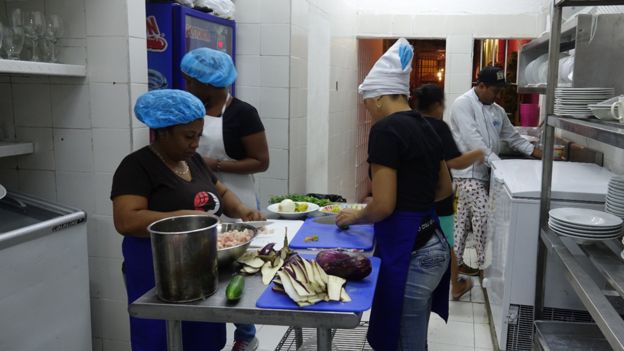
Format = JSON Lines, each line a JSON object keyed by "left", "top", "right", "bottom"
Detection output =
{"left": 231, "top": 337, "right": 259, "bottom": 351}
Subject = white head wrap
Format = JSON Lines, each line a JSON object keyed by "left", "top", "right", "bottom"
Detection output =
{"left": 358, "top": 38, "right": 414, "bottom": 99}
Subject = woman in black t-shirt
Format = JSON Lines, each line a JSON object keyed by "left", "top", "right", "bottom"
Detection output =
{"left": 181, "top": 48, "right": 269, "bottom": 213}
{"left": 414, "top": 84, "right": 485, "bottom": 301}
{"left": 111, "top": 89, "right": 263, "bottom": 351}
{"left": 336, "top": 38, "right": 453, "bottom": 351}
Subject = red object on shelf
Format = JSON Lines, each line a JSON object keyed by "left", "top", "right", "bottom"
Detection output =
{"left": 520, "top": 103, "right": 539, "bottom": 126}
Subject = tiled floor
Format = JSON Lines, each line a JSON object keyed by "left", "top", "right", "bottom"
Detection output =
{"left": 223, "top": 248, "right": 493, "bottom": 351}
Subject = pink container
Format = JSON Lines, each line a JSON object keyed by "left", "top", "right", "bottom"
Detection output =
{"left": 520, "top": 103, "right": 539, "bottom": 127}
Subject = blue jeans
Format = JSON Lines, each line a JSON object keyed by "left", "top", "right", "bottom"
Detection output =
{"left": 399, "top": 230, "right": 450, "bottom": 351}
{"left": 234, "top": 324, "right": 256, "bottom": 342}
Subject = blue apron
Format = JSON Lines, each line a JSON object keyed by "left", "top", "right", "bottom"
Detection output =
{"left": 367, "top": 209, "right": 450, "bottom": 351}
{"left": 123, "top": 236, "right": 226, "bottom": 351}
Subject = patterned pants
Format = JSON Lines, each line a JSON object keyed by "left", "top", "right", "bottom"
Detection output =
{"left": 453, "top": 178, "right": 489, "bottom": 268}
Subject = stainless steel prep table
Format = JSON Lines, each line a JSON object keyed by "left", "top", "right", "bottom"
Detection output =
{"left": 129, "top": 251, "right": 369, "bottom": 351}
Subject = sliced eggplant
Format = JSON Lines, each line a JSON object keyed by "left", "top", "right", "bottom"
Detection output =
{"left": 327, "top": 275, "right": 346, "bottom": 301}
{"left": 340, "top": 287, "right": 351, "bottom": 302}
{"left": 277, "top": 271, "right": 306, "bottom": 303}
{"left": 261, "top": 257, "right": 284, "bottom": 285}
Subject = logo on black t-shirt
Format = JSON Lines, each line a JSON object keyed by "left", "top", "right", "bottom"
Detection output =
{"left": 194, "top": 191, "right": 221, "bottom": 213}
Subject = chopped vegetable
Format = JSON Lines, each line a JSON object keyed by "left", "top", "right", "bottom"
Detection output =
{"left": 271, "top": 255, "right": 350, "bottom": 307}
{"left": 304, "top": 235, "right": 319, "bottom": 242}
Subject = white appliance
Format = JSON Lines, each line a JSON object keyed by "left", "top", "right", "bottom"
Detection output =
{"left": 483, "top": 160, "right": 614, "bottom": 351}
{"left": 0, "top": 192, "right": 91, "bottom": 351}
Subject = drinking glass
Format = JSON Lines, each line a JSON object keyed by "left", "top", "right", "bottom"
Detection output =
{"left": 3, "top": 26, "right": 25, "bottom": 60}
{"left": 23, "top": 11, "right": 45, "bottom": 61}
{"left": 44, "top": 14, "right": 63, "bottom": 63}
{"left": 10, "top": 8, "right": 23, "bottom": 28}
{"left": 0, "top": 23, "right": 4, "bottom": 55}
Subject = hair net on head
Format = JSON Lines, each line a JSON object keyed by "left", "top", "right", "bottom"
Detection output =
{"left": 134, "top": 89, "right": 206, "bottom": 129}
{"left": 358, "top": 38, "right": 414, "bottom": 99}
{"left": 180, "top": 48, "right": 238, "bottom": 87}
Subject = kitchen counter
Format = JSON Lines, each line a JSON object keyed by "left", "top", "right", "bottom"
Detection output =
{"left": 129, "top": 217, "right": 379, "bottom": 351}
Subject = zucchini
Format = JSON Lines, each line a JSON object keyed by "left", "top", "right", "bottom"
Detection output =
{"left": 225, "top": 275, "right": 245, "bottom": 302}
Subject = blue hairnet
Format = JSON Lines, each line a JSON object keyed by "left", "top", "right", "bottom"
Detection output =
{"left": 180, "top": 48, "right": 238, "bottom": 87}
{"left": 134, "top": 89, "right": 206, "bottom": 129}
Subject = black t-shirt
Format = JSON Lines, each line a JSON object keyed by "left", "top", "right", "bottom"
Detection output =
{"left": 425, "top": 116, "right": 462, "bottom": 216}
{"left": 222, "top": 98, "right": 265, "bottom": 160}
{"left": 367, "top": 110, "right": 443, "bottom": 212}
{"left": 110, "top": 146, "right": 224, "bottom": 216}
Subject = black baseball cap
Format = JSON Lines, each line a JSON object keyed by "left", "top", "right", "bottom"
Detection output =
{"left": 477, "top": 66, "right": 506, "bottom": 86}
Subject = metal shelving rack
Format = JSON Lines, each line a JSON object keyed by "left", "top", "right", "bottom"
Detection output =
{"left": 535, "top": 0, "right": 624, "bottom": 350}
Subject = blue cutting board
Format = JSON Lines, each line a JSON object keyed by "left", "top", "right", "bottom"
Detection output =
{"left": 289, "top": 217, "right": 375, "bottom": 251}
{"left": 255, "top": 255, "right": 381, "bottom": 312}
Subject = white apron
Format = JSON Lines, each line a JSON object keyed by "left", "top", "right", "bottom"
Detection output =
{"left": 198, "top": 95, "right": 259, "bottom": 210}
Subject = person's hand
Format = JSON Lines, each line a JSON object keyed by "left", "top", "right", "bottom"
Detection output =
{"left": 202, "top": 156, "right": 218, "bottom": 171}
{"left": 531, "top": 148, "right": 543, "bottom": 159}
{"left": 336, "top": 209, "right": 360, "bottom": 227}
{"left": 475, "top": 149, "right": 486, "bottom": 164}
{"left": 239, "top": 207, "right": 265, "bottom": 221}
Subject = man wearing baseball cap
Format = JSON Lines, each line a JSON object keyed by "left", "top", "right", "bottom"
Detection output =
{"left": 448, "top": 66, "right": 542, "bottom": 276}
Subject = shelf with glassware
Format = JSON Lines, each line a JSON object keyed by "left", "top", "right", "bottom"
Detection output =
{"left": 0, "top": 141, "right": 33, "bottom": 158}
{"left": 0, "top": 9, "right": 84, "bottom": 77}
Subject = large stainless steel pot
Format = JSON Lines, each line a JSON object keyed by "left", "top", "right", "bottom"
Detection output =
{"left": 147, "top": 214, "right": 219, "bottom": 303}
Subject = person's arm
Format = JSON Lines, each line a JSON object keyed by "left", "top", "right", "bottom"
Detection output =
{"left": 112, "top": 195, "right": 203, "bottom": 237}
{"left": 336, "top": 163, "right": 397, "bottom": 226}
{"left": 435, "top": 161, "right": 453, "bottom": 201}
{"left": 214, "top": 180, "right": 264, "bottom": 221}
{"left": 207, "top": 131, "right": 269, "bottom": 174}
{"left": 446, "top": 149, "right": 485, "bottom": 170}
{"left": 450, "top": 98, "right": 499, "bottom": 166}
{"left": 498, "top": 110, "right": 535, "bottom": 157}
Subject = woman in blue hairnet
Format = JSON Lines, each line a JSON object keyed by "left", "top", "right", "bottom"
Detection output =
{"left": 111, "top": 89, "right": 263, "bottom": 351}
{"left": 336, "top": 39, "right": 452, "bottom": 350}
{"left": 181, "top": 48, "right": 268, "bottom": 213}
{"left": 180, "top": 47, "right": 267, "bottom": 351}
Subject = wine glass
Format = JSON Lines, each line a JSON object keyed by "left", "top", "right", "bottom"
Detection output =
{"left": 10, "top": 8, "right": 23, "bottom": 28}
{"left": 44, "top": 14, "right": 63, "bottom": 63}
{"left": 3, "top": 26, "right": 25, "bottom": 60}
{"left": 23, "top": 11, "right": 45, "bottom": 61}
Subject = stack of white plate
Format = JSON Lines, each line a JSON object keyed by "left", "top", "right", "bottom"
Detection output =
{"left": 606, "top": 176, "right": 624, "bottom": 218}
{"left": 548, "top": 207, "right": 623, "bottom": 243}
{"left": 554, "top": 88, "right": 614, "bottom": 119}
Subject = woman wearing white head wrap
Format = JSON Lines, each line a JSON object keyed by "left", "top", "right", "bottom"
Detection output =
{"left": 336, "top": 38, "right": 453, "bottom": 350}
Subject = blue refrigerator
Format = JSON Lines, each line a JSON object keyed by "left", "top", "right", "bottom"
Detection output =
{"left": 146, "top": 3, "right": 236, "bottom": 92}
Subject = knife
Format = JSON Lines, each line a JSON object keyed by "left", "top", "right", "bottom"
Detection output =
{"left": 241, "top": 220, "right": 272, "bottom": 229}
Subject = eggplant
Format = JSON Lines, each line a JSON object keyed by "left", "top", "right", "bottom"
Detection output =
{"left": 315, "top": 250, "right": 372, "bottom": 281}
{"left": 259, "top": 243, "right": 276, "bottom": 256}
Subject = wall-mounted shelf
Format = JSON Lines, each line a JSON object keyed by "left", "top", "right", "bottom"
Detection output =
{"left": 547, "top": 116, "right": 624, "bottom": 149}
{"left": 518, "top": 85, "right": 547, "bottom": 94}
{"left": 0, "top": 141, "right": 33, "bottom": 158}
{"left": 556, "top": 0, "right": 624, "bottom": 7}
{"left": 0, "top": 60, "right": 86, "bottom": 77}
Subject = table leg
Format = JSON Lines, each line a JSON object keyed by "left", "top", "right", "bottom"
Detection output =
{"left": 166, "top": 320, "right": 183, "bottom": 351}
{"left": 294, "top": 327, "right": 304, "bottom": 349}
{"left": 317, "top": 328, "right": 332, "bottom": 351}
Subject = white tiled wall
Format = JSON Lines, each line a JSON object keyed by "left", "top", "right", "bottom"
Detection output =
{"left": 0, "top": 0, "right": 146, "bottom": 349}
{"left": 444, "top": 35, "right": 475, "bottom": 122}
{"left": 236, "top": 0, "right": 291, "bottom": 207}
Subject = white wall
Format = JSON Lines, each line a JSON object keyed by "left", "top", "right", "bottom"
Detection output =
{"left": 288, "top": 0, "right": 359, "bottom": 201}
{"left": 234, "top": 0, "right": 291, "bottom": 207}
{"left": 0, "top": 0, "right": 147, "bottom": 350}
{"left": 356, "top": 0, "right": 549, "bottom": 15}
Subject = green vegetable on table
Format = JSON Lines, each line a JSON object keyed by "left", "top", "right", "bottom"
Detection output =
{"left": 269, "top": 194, "right": 331, "bottom": 207}
{"left": 225, "top": 275, "right": 245, "bottom": 302}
